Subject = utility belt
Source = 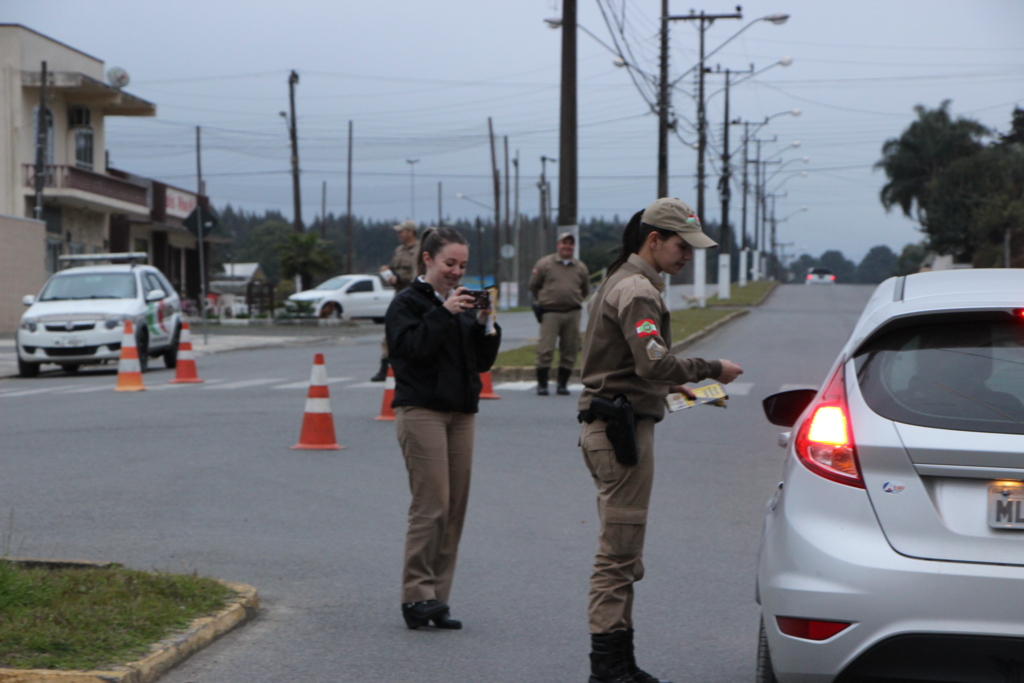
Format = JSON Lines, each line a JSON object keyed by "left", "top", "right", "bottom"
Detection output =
{"left": 578, "top": 394, "right": 640, "bottom": 467}
{"left": 532, "top": 303, "right": 581, "bottom": 323}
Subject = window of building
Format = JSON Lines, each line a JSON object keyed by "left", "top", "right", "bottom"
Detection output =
{"left": 74, "top": 128, "right": 94, "bottom": 170}
{"left": 45, "top": 238, "right": 62, "bottom": 275}
{"left": 68, "top": 106, "right": 91, "bottom": 127}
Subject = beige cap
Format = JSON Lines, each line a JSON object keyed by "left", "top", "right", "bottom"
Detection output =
{"left": 393, "top": 219, "right": 417, "bottom": 233}
{"left": 640, "top": 197, "right": 717, "bottom": 249}
{"left": 557, "top": 231, "right": 575, "bottom": 243}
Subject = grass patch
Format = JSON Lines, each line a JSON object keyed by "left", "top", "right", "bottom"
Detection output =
{"left": 0, "top": 562, "right": 233, "bottom": 671}
{"left": 706, "top": 280, "right": 777, "bottom": 307}
{"left": 493, "top": 307, "right": 738, "bottom": 368}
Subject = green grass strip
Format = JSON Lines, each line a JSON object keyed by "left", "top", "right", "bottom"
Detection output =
{"left": 0, "top": 562, "right": 233, "bottom": 671}
{"left": 493, "top": 307, "right": 738, "bottom": 368}
{"left": 706, "top": 280, "right": 777, "bottom": 307}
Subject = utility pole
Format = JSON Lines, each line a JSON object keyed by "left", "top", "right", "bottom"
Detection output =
{"left": 739, "top": 121, "right": 750, "bottom": 286}
{"left": 320, "top": 181, "right": 327, "bottom": 239}
{"left": 33, "top": 60, "right": 48, "bottom": 221}
{"left": 487, "top": 117, "right": 501, "bottom": 288}
{"left": 438, "top": 181, "right": 443, "bottom": 228}
{"left": 196, "top": 126, "right": 208, "bottom": 345}
{"left": 557, "top": 0, "right": 579, "bottom": 258}
{"left": 751, "top": 139, "right": 762, "bottom": 280}
{"left": 346, "top": 120, "right": 353, "bottom": 273}
{"left": 503, "top": 135, "right": 511, "bottom": 308}
{"left": 657, "top": 0, "right": 669, "bottom": 199}
{"left": 406, "top": 158, "right": 419, "bottom": 220}
{"left": 287, "top": 70, "right": 302, "bottom": 234}
{"left": 716, "top": 65, "right": 752, "bottom": 300}
{"left": 539, "top": 155, "right": 556, "bottom": 252}
{"left": 513, "top": 150, "right": 521, "bottom": 306}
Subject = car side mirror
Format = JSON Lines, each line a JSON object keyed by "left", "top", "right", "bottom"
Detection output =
{"left": 146, "top": 289, "right": 166, "bottom": 302}
{"left": 762, "top": 389, "right": 818, "bottom": 427}
{"left": 22, "top": 295, "right": 35, "bottom": 306}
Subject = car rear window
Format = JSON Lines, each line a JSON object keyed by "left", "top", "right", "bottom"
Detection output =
{"left": 810, "top": 268, "right": 833, "bottom": 275}
{"left": 39, "top": 273, "right": 137, "bottom": 301}
{"left": 854, "top": 314, "right": 1024, "bottom": 434}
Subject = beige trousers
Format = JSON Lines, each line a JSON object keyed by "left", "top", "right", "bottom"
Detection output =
{"left": 580, "top": 417, "right": 656, "bottom": 634}
{"left": 395, "top": 406, "right": 475, "bottom": 604}
{"left": 536, "top": 308, "right": 581, "bottom": 370}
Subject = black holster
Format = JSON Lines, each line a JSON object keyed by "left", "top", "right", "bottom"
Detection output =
{"left": 584, "top": 394, "right": 638, "bottom": 467}
{"left": 532, "top": 303, "right": 545, "bottom": 324}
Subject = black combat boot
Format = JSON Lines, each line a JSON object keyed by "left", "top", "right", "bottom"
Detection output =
{"left": 401, "top": 599, "right": 449, "bottom": 629}
{"left": 622, "top": 628, "right": 672, "bottom": 683}
{"left": 557, "top": 367, "right": 572, "bottom": 395}
{"left": 589, "top": 631, "right": 635, "bottom": 683}
{"left": 371, "top": 358, "right": 389, "bottom": 382}
{"left": 536, "top": 367, "right": 550, "bottom": 396}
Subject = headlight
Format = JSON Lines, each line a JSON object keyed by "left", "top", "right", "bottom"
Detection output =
{"left": 20, "top": 318, "right": 38, "bottom": 333}
{"left": 104, "top": 315, "right": 128, "bottom": 330}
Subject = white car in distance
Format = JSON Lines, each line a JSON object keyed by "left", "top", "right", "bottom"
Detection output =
{"left": 17, "top": 254, "right": 181, "bottom": 377}
{"left": 286, "top": 274, "right": 394, "bottom": 322}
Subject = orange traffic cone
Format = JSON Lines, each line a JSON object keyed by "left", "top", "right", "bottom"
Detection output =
{"left": 114, "top": 319, "right": 145, "bottom": 392}
{"left": 168, "top": 321, "right": 204, "bottom": 384}
{"left": 292, "top": 353, "right": 343, "bottom": 450}
{"left": 479, "top": 371, "right": 500, "bottom": 400}
{"left": 375, "top": 366, "right": 396, "bottom": 421}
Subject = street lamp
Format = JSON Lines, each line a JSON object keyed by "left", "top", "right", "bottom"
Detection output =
{"left": 406, "top": 159, "right": 419, "bottom": 220}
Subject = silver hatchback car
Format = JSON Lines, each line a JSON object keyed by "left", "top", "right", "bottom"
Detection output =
{"left": 757, "top": 269, "right": 1024, "bottom": 682}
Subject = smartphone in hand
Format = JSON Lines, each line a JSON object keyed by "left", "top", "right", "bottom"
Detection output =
{"left": 463, "top": 290, "right": 491, "bottom": 310}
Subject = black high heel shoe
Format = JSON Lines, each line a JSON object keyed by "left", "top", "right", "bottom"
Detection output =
{"left": 431, "top": 608, "right": 462, "bottom": 630}
{"left": 402, "top": 599, "right": 449, "bottom": 629}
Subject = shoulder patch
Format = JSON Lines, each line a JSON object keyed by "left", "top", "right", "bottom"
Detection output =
{"left": 636, "top": 319, "right": 658, "bottom": 338}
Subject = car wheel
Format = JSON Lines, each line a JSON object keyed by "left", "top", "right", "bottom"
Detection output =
{"left": 62, "top": 364, "right": 80, "bottom": 374}
{"left": 372, "top": 317, "right": 385, "bottom": 324}
{"left": 164, "top": 325, "right": 180, "bottom": 369}
{"left": 136, "top": 329, "right": 149, "bottom": 373}
{"left": 756, "top": 616, "right": 778, "bottom": 683}
{"left": 319, "top": 302, "right": 343, "bottom": 319}
{"left": 17, "top": 356, "right": 40, "bottom": 378}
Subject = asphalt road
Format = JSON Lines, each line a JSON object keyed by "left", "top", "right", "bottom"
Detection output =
{"left": 0, "top": 284, "right": 874, "bottom": 682}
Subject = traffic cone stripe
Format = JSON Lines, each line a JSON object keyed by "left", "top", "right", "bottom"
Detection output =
{"left": 115, "top": 319, "right": 145, "bottom": 392}
{"left": 385, "top": 374, "right": 396, "bottom": 390}
{"left": 169, "top": 322, "right": 204, "bottom": 384}
{"left": 292, "top": 353, "right": 343, "bottom": 450}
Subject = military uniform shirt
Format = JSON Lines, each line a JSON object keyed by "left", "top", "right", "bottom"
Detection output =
{"left": 529, "top": 253, "right": 590, "bottom": 311}
{"left": 390, "top": 242, "right": 418, "bottom": 292}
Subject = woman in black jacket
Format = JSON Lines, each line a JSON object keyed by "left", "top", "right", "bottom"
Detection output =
{"left": 385, "top": 226, "right": 501, "bottom": 630}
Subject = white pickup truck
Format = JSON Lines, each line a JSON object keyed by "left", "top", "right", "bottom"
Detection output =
{"left": 286, "top": 274, "right": 395, "bottom": 322}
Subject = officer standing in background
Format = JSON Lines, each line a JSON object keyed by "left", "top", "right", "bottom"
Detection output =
{"left": 529, "top": 231, "right": 589, "bottom": 396}
{"left": 372, "top": 219, "right": 418, "bottom": 382}
{"left": 577, "top": 198, "right": 742, "bottom": 683}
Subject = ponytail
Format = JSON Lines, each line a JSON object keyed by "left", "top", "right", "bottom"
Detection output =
{"left": 607, "top": 210, "right": 675, "bottom": 275}
{"left": 416, "top": 226, "right": 468, "bottom": 276}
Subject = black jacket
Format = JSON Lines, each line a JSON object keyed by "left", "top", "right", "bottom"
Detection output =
{"left": 386, "top": 280, "right": 502, "bottom": 414}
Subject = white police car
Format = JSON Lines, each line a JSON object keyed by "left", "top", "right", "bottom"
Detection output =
{"left": 17, "top": 254, "right": 182, "bottom": 377}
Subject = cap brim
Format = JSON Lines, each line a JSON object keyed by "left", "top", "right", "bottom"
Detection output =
{"left": 680, "top": 231, "right": 718, "bottom": 249}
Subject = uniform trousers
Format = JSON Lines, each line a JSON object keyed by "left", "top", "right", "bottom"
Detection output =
{"left": 580, "top": 416, "right": 656, "bottom": 634}
{"left": 395, "top": 406, "right": 475, "bottom": 604}
{"left": 536, "top": 308, "right": 582, "bottom": 370}
{"left": 380, "top": 337, "right": 389, "bottom": 360}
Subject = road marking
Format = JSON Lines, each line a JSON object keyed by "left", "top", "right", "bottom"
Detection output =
{"left": 0, "top": 386, "right": 75, "bottom": 398}
{"left": 58, "top": 385, "right": 114, "bottom": 394}
{"left": 272, "top": 377, "right": 353, "bottom": 390}
{"left": 780, "top": 384, "right": 818, "bottom": 392}
{"left": 347, "top": 381, "right": 386, "bottom": 389}
{"left": 203, "top": 378, "right": 285, "bottom": 390}
{"left": 494, "top": 381, "right": 585, "bottom": 391}
{"left": 727, "top": 382, "right": 753, "bottom": 396}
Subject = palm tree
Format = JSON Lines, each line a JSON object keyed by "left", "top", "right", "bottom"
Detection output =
{"left": 278, "top": 232, "right": 334, "bottom": 290}
{"left": 875, "top": 101, "right": 988, "bottom": 226}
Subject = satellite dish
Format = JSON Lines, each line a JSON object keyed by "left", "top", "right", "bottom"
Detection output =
{"left": 106, "top": 67, "right": 130, "bottom": 88}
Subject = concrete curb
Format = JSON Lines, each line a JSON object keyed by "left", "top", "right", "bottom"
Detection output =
{"left": 752, "top": 281, "right": 779, "bottom": 307}
{"left": 0, "top": 561, "right": 258, "bottom": 683}
{"left": 490, "top": 307, "right": 751, "bottom": 382}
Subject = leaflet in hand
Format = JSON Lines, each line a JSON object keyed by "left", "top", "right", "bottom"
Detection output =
{"left": 665, "top": 382, "right": 729, "bottom": 412}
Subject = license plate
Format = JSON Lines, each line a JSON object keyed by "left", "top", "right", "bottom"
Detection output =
{"left": 54, "top": 336, "right": 84, "bottom": 348}
{"left": 988, "top": 484, "right": 1024, "bottom": 529}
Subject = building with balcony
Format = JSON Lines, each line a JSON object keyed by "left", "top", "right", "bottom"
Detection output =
{"left": 0, "top": 24, "right": 216, "bottom": 332}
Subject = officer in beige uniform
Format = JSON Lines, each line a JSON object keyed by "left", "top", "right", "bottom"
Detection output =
{"left": 530, "top": 232, "right": 590, "bottom": 395}
{"left": 372, "top": 219, "right": 419, "bottom": 382}
{"left": 577, "top": 198, "right": 743, "bottom": 683}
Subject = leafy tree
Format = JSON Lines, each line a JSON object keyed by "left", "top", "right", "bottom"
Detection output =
{"left": 895, "top": 242, "right": 928, "bottom": 276}
{"left": 788, "top": 253, "right": 818, "bottom": 281}
{"left": 232, "top": 219, "right": 292, "bottom": 282}
{"left": 278, "top": 232, "right": 335, "bottom": 290}
{"left": 876, "top": 101, "right": 988, "bottom": 225}
{"left": 855, "top": 245, "right": 898, "bottom": 283}
{"left": 1001, "top": 107, "right": 1024, "bottom": 146}
{"left": 818, "top": 250, "right": 857, "bottom": 283}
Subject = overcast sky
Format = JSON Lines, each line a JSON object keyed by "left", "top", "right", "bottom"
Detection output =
{"left": 4, "top": 0, "right": 1023, "bottom": 261}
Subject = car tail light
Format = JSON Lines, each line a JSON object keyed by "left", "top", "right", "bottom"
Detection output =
{"left": 776, "top": 616, "right": 852, "bottom": 641}
{"left": 805, "top": 274, "right": 812, "bottom": 280}
{"left": 829, "top": 275, "right": 836, "bottom": 281}
{"left": 794, "top": 363, "right": 864, "bottom": 488}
